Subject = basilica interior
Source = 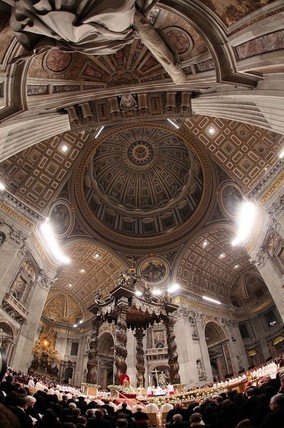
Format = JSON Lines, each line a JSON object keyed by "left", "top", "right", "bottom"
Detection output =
{"left": 0, "top": 0, "right": 283, "bottom": 391}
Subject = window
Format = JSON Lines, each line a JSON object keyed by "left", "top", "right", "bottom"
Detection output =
{"left": 265, "top": 310, "right": 277, "bottom": 328}
{"left": 239, "top": 323, "right": 249, "bottom": 339}
{"left": 70, "top": 342, "right": 79, "bottom": 356}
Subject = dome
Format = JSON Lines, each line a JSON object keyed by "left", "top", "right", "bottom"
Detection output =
{"left": 77, "top": 124, "right": 206, "bottom": 241}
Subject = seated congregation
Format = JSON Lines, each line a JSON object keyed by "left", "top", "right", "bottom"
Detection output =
{"left": 1, "top": 366, "right": 284, "bottom": 428}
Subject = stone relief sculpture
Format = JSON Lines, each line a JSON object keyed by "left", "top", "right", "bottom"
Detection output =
{"left": 4, "top": 0, "right": 186, "bottom": 83}
{"left": 10, "top": 260, "right": 36, "bottom": 302}
{"left": 11, "top": 275, "right": 26, "bottom": 301}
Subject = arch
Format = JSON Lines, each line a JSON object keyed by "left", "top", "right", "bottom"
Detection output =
{"left": 160, "top": 0, "right": 258, "bottom": 86}
{"left": 173, "top": 221, "right": 250, "bottom": 305}
{"left": 148, "top": 363, "right": 170, "bottom": 388}
{"left": 43, "top": 292, "right": 83, "bottom": 326}
{"left": 98, "top": 332, "right": 114, "bottom": 389}
{"left": 205, "top": 321, "right": 226, "bottom": 348}
{"left": 205, "top": 321, "right": 230, "bottom": 381}
{"left": 0, "top": 320, "right": 16, "bottom": 366}
{"left": 272, "top": 335, "right": 284, "bottom": 354}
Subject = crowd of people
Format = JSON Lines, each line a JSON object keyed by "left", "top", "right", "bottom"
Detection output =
{"left": 1, "top": 366, "right": 284, "bottom": 428}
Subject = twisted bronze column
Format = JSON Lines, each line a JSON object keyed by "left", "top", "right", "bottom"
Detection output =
{"left": 86, "top": 317, "right": 102, "bottom": 383}
{"left": 134, "top": 327, "right": 145, "bottom": 387}
{"left": 165, "top": 316, "right": 181, "bottom": 384}
{"left": 114, "top": 308, "right": 128, "bottom": 383}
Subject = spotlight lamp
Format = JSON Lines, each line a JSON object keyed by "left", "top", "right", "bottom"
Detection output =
{"left": 40, "top": 219, "right": 71, "bottom": 264}
{"left": 167, "top": 283, "right": 180, "bottom": 293}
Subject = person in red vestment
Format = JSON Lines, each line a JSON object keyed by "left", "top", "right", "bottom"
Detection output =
{"left": 119, "top": 373, "right": 130, "bottom": 386}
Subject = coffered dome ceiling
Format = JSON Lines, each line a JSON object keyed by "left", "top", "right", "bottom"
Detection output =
{"left": 79, "top": 125, "right": 203, "bottom": 238}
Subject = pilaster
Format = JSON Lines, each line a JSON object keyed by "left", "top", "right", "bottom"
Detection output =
{"left": 0, "top": 223, "right": 28, "bottom": 304}
{"left": 12, "top": 273, "right": 53, "bottom": 370}
{"left": 251, "top": 248, "right": 284, "bottom": 320}
{"left": 173, "top": 307, "right": 199, "bottom": 388}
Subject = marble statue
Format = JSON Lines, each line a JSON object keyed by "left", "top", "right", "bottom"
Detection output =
{"left": 4, "top": 0, "right": 186, "bottom": 83}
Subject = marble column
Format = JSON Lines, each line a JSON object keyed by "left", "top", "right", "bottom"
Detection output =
{"left": 87, "top": 318, "right": 102, "bottom": 384}
{"left": 164, "top": 314, "right": 180, "bottom": 384}
{"left": 114, "top": 308, "right": 128, "bottom": 383}
{"left": 134, "top": 327, "right": 145, "bottom": 387}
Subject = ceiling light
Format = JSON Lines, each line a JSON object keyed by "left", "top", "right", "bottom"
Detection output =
{"left": 152, "top": 288, "right": 162, "bottom": 296}
{"left": 167, "top": 283, "right": 180, "bottom": 293}
{"left": 234, "top": 264, "right": 240, "bottom": 269}
{"left": 208, "top": 126, "right": 215, "bottom": 135}
{"left": 60, "top": 144, "right": 69, "bottom": 153}
{"left": 0, "top": 182, "right": 5, "bottom": 191}
{"left": 202, "top": 295, "right": 221, "bottom": 305}
{"left": 79, "top": 268, "right": 86, "bottom": 274}
{"left": 79, "top": 320, "right": 83, "bottom": 324}
{"left": 218, "top": 252, "right": 226, "bottom": 260}
{"left": 279, "top": 148, "right": 284, "bottom": 159}
{"left": 40, "top": 219, "right": 71, "bottom": 264}
{"left": 202, "top": 240, "right": 209, "bottom": 248}
{"left": 68, "top": 283, "right": 72, "bottom": 287}
{"left": 95, "top": 126, "right": 104, "bottom": 138}
{"left": 232, "top": 201, "right": 257, "bottom": 246}
{"left": 135, "top": 290, "right": 143, "bottom": 297}
{"left": 167, "top": 118, "right": 179, "bottom": 129}
{"left": 73, "top": 324, "right": 77, "bottom": 328}
{"left": 93, "top": 253, "right": 100, "bottom": 259}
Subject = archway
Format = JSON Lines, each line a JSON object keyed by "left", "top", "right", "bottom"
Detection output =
{"left": 205, "top": 322, "right": 232, "bottom": 381}
{"left": 98, "top": 333, "right": 114, "bottom": 389}
{"left": 148, "top": 363, "right": 170, "bottom": 388}
{"left": 0, "top": 321, "right": 15, "bottom": 366}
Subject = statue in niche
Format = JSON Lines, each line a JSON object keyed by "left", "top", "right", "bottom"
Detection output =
{"left": 158, "top": 370, "right": 168, "bottom": 388}
{"left": 64, "top": 362, "right": 73, "bottom": 384}
{"left": 267, "top": 232, "right": 281, "bottom": 257}
{"left": 5, "top": 0, "right": 185, "bottom": 84}
{"left": 189, "top": 316, "right": 199, "bottom": 339}
{"left": 196, "top": 359, "right": 206, "bottom": 381}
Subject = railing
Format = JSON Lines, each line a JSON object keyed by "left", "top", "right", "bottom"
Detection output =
{"left": 146, "top": 347, "right": 168, "bottom": 356}
{"left": 3, "top": 293, "right": 29, "bottom": 320}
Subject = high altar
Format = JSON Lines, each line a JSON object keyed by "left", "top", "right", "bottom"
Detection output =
{"left": 85, "top": 275, "right": 181, "bottom": 390}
